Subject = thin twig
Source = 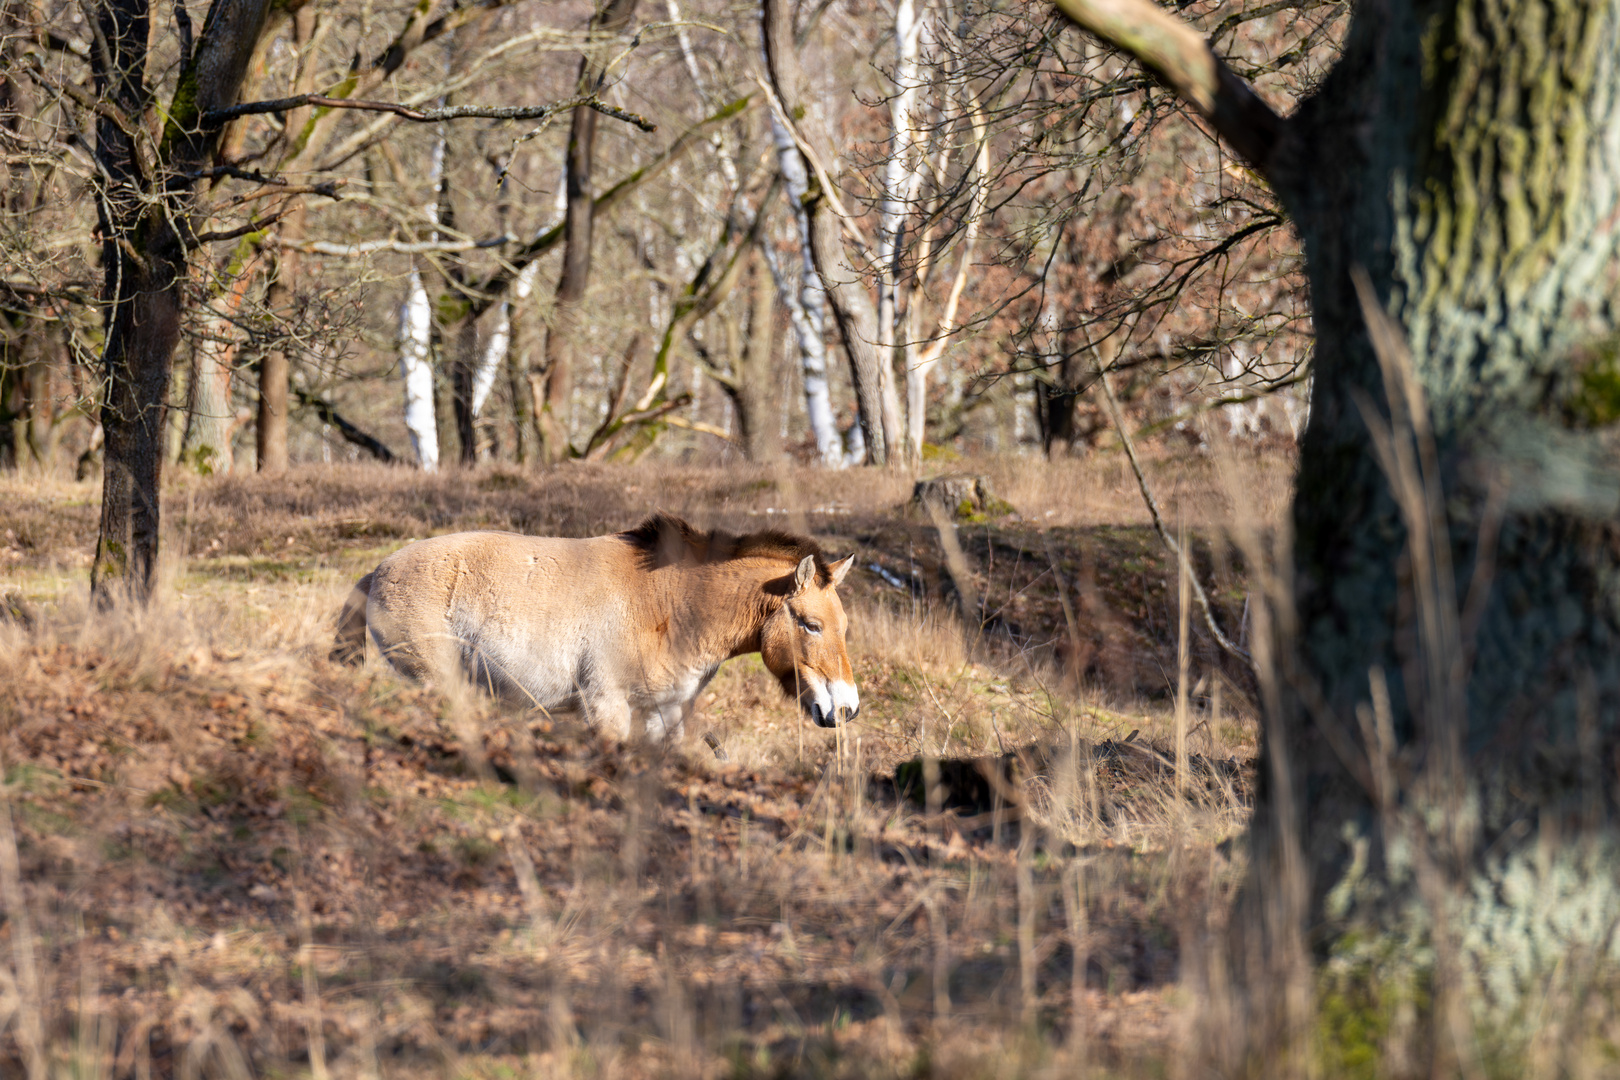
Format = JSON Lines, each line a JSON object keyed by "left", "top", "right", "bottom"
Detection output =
{"left": 189, "top": 204, "right": 301, "bottom": 246}
{"left": 215, "top": 179, "right": 346, "bottom": 210}
{"left": 1090, "top": 346, "right": 1253, "bottom": 669}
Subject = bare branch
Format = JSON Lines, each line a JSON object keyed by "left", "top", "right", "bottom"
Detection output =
{"left": 293, "top": 389, "right": 398, "bottom": 463}
{"left": 200, "top": 94, "right": 656, "bottom": 132}
{"left": 663, "top": 415, "right": 736, "bottom": 443}
{"left": 1047, "top": 0, "right": 1285, "bottom": 174}
{"left": 294, "top": 234, "right": 517, "bottom": 256}
{"left": 190, "top": 205, "right": 300, "bottom": 247}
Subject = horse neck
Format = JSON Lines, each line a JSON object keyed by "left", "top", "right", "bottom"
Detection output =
{"left": 662, "top": 559, "right": 785, "bottom": 661}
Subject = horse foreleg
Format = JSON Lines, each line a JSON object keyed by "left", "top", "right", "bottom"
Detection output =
{"left": 585, "top": 693, "right": 634, "bottom": 740}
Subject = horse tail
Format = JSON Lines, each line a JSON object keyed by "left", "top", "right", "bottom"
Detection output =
{"left": 329, "top": 571, "right": 376, "bottom": 666}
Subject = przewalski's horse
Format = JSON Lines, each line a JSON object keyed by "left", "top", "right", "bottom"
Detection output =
{"left": 330, "top": 514, "right": 859, "bottom": 738}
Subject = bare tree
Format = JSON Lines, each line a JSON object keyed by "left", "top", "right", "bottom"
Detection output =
{"left": 534, "top": 0, "right": 641, "bottom": 462}
{"left": 763, "top": 109, "right": 845, "bottom": 466}
{"left": 85, "top": 0, "right": 280, "bottom": 600}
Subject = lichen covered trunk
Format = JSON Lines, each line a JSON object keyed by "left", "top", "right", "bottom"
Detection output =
{"left": 1272, "top": 0, "right": 1620, "bottom": 1048}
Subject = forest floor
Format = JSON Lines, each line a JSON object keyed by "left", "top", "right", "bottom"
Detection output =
{"left": 0, "top": 448, "right": 1294, "bottom": 1079}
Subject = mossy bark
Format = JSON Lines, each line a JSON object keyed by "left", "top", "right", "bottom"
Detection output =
{"left": 1251, "top": 0, "right": 1620, "bottom": 1051}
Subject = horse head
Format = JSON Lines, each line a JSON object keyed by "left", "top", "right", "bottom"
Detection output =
{"left": 760, "top": 553, "right": 858, "bottom": 727}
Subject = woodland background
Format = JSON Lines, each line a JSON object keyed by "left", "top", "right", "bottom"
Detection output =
{"left": 1, "top": 0, "right": 1336, "bottom": 481}
{"left": 22, "top": 0, "right": 1588, "bottom": 1077}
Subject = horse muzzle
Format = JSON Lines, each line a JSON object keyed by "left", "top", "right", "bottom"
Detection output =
{"left": 810, "top": 702, "right": 859, "bottom": 728}
{"left": 806, "top": 680, "right": 860, "bottom": 728}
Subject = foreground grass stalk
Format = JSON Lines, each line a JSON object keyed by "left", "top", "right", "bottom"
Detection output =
{"left": 1018, "top": 822, "right": 1037, "bottom": 1025}
{"left": 1064, "top": 862, "right": 1089, "bottom": 1063}
{"left": 1176, "top": 527, "right": 1190, "bottom": 809}
{"left": 296, "top": 888, "right": 330, "bottom": 1080}
{"left": 0, "top": 756, "right": 45, "bottom": 1080}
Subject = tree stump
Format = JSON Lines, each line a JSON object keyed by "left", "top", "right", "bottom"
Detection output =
{"left": 910, "top": 474, "right": 1016, "bottom": 521}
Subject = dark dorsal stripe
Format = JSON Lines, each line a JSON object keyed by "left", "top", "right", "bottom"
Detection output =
{"left": 620, "top": 512, "right": 832, "bottom": 581}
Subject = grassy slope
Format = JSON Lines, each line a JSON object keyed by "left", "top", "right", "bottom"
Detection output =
{"left": 0, "top": 453, "right": 1289, "bottom": 1078}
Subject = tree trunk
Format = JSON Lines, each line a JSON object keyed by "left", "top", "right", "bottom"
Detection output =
{"left": 763, "top": 112, "right": 843, "bottom": 466}
{"left": 877, "top": 0, "right": 926, "bottom": 469}
{"left": 738, "top": 256, "right": 779, "bottom": 462}
{"left": 536, "top": 0, "right": 641, "bottom": 463}
{"left": 506, "top": 262, "right": 543, "bottom": 463}
{"left": 1048, "top": 0, "right": 1620, "bottom": 1055}
{"left": 451, "top": 313, "right": 479, "bottom": 465}
{"left": 399, "top": 269, "right": 440, "bottom": 470}
{"left": 1266, "top": 0, "right": 1620, "bottom": 1037}
{"left": 432, "top": 326, "right": 459, "bottom": 467}
{"left": 91, "top": 0, "right": 275, "bottom": 603}
{"left": 761, "top": 0, "right": 893, "bottom": 464}
{"left": 187, "top": 248, "right": 261, "bottom": 473}
{"left": 470, "top": 304, "right": 508, "bottom": 459}
{"left": 255, "top": 211, "right": 301, "bottom": 474}
{"left": 1, "top": 329, "right": 61, "bottom": 473}
{"left": 254, "top": 5, "right": 315, "bottom": 474}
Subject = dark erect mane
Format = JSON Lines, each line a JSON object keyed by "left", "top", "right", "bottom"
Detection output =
{"left": 620, "top": 512, "right": 831, "bottom": 580}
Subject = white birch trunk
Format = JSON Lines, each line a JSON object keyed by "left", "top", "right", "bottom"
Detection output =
{"left": 907, "top": 95, "right": 990, "bottom": 459}
{"left": 400, "top": 268, "right": 440, "bottom": 471}
{"left": 768, "top": 110, "right": 844, "bottom": 467}
{"left": 666, "top": 0, "right": 740, "bottom": 191}
{"left": 185, "top": 329, "right": 238, "bottom": 473}
{"left": 878, "top": 0, "right": 927, "bottom": 466}
{"left": 399, "top": 133, "right": 447, "bottom": 471}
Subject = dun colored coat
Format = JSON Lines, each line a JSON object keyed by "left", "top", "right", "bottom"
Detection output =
{"left": 331, "top": 514, "right": 859, "bottom": 738}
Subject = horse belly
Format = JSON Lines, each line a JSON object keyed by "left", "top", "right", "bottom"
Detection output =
{"left": 364, "top": 532, "right": 635, "bottom": 716}
{"left": 449, "top": 609, "right": 600, "bottom": 711}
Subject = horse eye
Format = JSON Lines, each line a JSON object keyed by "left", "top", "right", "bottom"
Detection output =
{"left": 797, "top": 615, "right": 823, "bottom": 634}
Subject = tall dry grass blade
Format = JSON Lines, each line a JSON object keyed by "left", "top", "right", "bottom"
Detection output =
{"left": 923, "top": 890, "right": 951, "bottom": 1019}
{"left": 75, "top": 914, "right": 117, "bottom": 1080}
{"left": 1064, "top": 862, "right": 1089, "bottom": 1061}
{"left": 1175, "top": 524, "right": 1190, "bottom": 807}
{"left": 295, "top": 887, "right": 331, "bottom": 1080}
{"left": 1208, "top": 433, "right": 1313, "bottom": 1077}
{"left": 1350, "top": 266, "right": 1465, "bottom": 785}
{"left": 0, "top": 754, "right": 46, "bottom": 1080}
{"left": 1017, "top": 822, "right": 1037, "bottom": 1026}
{"left": 1352, "top": 266, "right": 1493, "bottom": 1073}
{"left": 1042, "top": 529, "right": 1085, "bottom": 685}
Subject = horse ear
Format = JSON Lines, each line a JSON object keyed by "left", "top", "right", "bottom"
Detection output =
{"left": 828, "top": 554, "right": 854, "bottom": 589}
{"left": 792, "top": 554, "right": 816, "bottom": 595}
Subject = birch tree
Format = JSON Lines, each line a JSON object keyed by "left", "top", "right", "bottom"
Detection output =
{"left": 763, "top": 110, "right": 844, "bottom": 466}
{"left": 397, "top": 130, "right": 446, "bottom": 471}
{"left": 875, "top": 0, "right": 927, "bottom": 465}
{"left": 399, "top": 267, "right": 440, "bottom": 470}
{"left": 760, "top": 0, "right": 898, "bottom": 463}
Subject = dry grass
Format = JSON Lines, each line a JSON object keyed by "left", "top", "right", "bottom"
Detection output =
{"left": 0, "top": 452, "right": 1283, "bottom": 1078}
